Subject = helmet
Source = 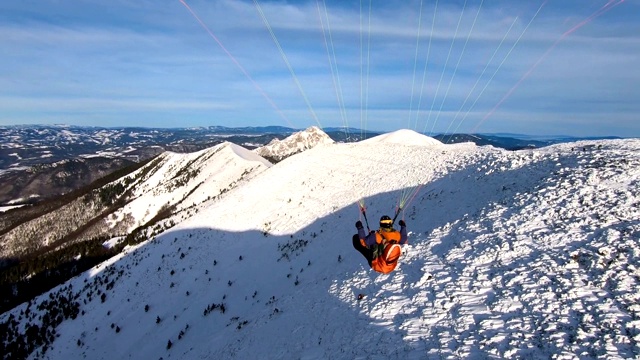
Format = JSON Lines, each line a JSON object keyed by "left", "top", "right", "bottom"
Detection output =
{"left": 379, "top": 215, "right": 393, "bottom": 229}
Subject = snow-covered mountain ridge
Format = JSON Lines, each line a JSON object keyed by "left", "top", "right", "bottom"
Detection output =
{"left": 1, "top": 131, "right": 639, "bottom": 359}
{"left": 107, "top": 141, "right": 272, "bottom": 236}
{"left": 1, "top": 124, "right": 611, "bottom": 205}
{"left": 0, "top": 141, "right": 271, "bottom": 259}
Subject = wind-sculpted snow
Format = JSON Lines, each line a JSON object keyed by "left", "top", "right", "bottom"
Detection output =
{"left": 366, "top": 142, "right": 640, "bottom": 358}
{"left": 1, "top": 136, "right": 639, "bottom": 359}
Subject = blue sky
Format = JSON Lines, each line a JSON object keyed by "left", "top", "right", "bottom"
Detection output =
{"left": 1, "top": 0, "right": 638, "bottom": 136}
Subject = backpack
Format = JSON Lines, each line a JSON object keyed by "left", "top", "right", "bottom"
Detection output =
{"left": 371, "top": 231, "right": 402, "bottom": 274}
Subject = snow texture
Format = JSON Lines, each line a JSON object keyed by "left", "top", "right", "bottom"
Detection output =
{"left": 2, "top": 130, "right": 640, "bottom": 360}
{"left": 106, "top": 141, "right": 272, "bottom": 234}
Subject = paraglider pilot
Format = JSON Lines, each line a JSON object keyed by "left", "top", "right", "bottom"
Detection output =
{"left": 352, "top": 216, "right": 407, "bottom": 274}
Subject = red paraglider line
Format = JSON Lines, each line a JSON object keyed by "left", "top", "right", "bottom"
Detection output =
{"left": 472, "top": 0, "right": 624, "bottom": 132}
{"left": 179, "top": 0, "right": 294, "bottom": 128}
{"left": 563, "top": 0, "right": 622, "bottom": 37}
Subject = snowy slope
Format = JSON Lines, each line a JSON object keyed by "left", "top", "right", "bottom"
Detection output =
{"left": 107, "top": 142, "right": 272, "bottom": 233}
{"left": 2, "top": 133, "right": 640, "bottom": 359}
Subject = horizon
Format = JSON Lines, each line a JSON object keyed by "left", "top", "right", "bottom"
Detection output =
{"left": 0, "top": 123, "right": 629, "bottom": 140}
{"left": 1, "top": 0, "right": 638, "bottom": 137}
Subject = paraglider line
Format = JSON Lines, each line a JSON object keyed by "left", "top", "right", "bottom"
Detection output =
{"left": 472, "top": 0, "right": 624, "bottom": 132}
{"left": 179, "top": 0, "right": 293, "bottom": 127}
{"left": 317, "top": 0, "right": 349, "bottom": 136}
{"left": 358, "top": 199, "right": 371, "bottom": 232}
{"left": 407, "top": 0, "right": 425, "bottom": 129}
{"left": 414, "top": 0, "right": 439, "bottom": 130}
{"left": 178, "top": 0, "right": 293, "bottom": 128}
{"left": 443, "top": 16, "right": 518, "bottom": 143}
{"left": 452, "top": 0, "right": 548, "bottom": 136}
{"left": 253, "top": 0, "right": 323, "bottom": 129}
{"left": 364, "top": 0, "right": 373, "bottom": 139}
{"left": 359, "top": 0, "right": 364, "bottom": 139}
{"left": 563, "top": 0, "right": 622, "bottom": 37}
{"left": 431, "top": 0, "right": 485, "bottom": 136}
{"left": 423, "top": 0, "right": 469, "bottom": 135}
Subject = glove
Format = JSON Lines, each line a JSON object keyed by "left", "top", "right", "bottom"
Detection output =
{"left": 399, "top": 220, "right": 406, "bottom": 227}
{"left": 355, "top": 220, "right": 363, "bottom": 229}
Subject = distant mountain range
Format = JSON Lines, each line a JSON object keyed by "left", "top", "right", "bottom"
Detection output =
{"left": 0, "top": 124, "right": 622, "bottom": 205}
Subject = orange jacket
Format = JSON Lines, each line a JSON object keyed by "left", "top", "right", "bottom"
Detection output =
{"left": 357, "top": 226, "right": 407, "bottom": 248}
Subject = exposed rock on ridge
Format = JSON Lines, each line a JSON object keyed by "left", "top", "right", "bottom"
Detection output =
{"left": 254, "top": 126, "right": 334, "bottom": 163}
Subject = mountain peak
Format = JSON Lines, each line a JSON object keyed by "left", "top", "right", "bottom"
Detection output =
{"left": 360, "top": 129, "right": 443, "bottom": 147}
{"left": 223, "top": 141, "right": 272, "bottom": 167}
{"left": 254, "top": 126, "right": 334, "bottom": 162}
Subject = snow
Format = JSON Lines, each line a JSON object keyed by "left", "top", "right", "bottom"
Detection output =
{"left": 105, "top": 141, "right": 272, "bottom": 233}
{"left": 227, "top": 142, "right": 272, "bottom": 166}
{"left": 254, "top": 126, "right": 334, "bottom": 161}
{"left": 360, "top": 129, "right": 444, "bottom": 147}
{"left": 4, "top": 195, "right": 39, "bottom": 205}
{"left": 2, "top": 132, "right": 640, "bottom": 359}
{"left": 0, "top": 205, "right": 25, "bottom": 212}
{"left": 102, "top": 237, "right": 125, "bottom": 249}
